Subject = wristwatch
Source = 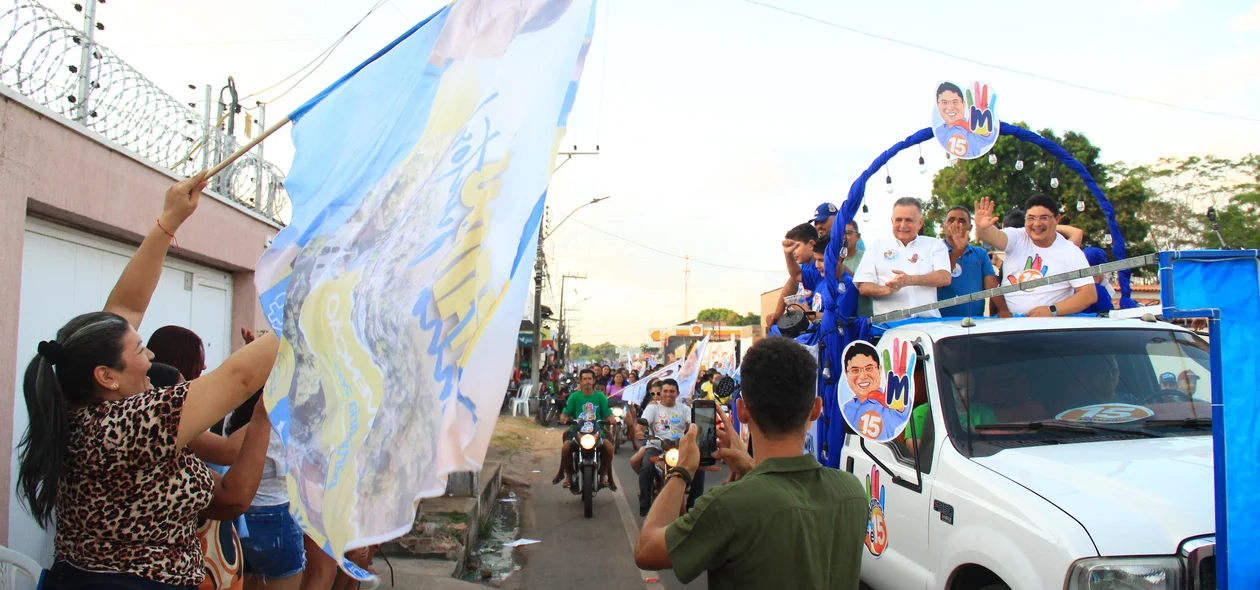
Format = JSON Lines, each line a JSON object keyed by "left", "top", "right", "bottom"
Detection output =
{"left": 1049, "top": 304, "right": 1059, "bottom": 317}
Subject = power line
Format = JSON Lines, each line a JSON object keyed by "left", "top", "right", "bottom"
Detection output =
{"left": 243, "top": 0, "right": 390, "bottom": 103}
{"left": 740, "top": 0, "right": 1260, "bottom": 124}
{"left": 569, "top": 218, "right": 781, "bottom": 273}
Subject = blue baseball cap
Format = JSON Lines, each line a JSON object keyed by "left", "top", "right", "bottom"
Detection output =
{"left": 1083, "top": 247, "right": 1109, "bottom": 267}
{"left": 1159, "top": 372, "right": 1177, "bottom": 386}
{"left": 811, "top": 203, "right": 838, "bottom": 223}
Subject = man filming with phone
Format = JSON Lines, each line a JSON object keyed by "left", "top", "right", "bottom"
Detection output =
{"left": 631, "top": 379, "right": 706, "bottom": 516}
{"left": 635, "top": 338, "right": 867, "bottom": 589}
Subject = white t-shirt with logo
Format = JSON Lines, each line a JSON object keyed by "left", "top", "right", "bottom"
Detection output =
{"left": 854, "top": 235, "right": 951, "bottom": 318}
{"left": 999, "top": 227, "right": 1092, "bottom": 314}
{"left": 640, "top": 402, "right": 690, "bottom": 449}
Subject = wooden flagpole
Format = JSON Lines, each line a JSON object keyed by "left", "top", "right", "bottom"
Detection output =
{"left": 205, "top": 116, "right": 292, "bottom": 179}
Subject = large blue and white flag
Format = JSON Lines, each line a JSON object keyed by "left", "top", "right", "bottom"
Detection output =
{"left": 254, "top": 0, "right": 596, "bottom": 578}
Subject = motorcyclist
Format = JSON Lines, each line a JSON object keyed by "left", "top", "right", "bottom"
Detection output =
{"left": 553, "top": 368, "right": 617, "bottom": 490}
{"left": 630, "top": 379, "right": 706, "bottom": 516}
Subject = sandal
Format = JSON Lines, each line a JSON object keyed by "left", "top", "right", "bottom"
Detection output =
{"left": 552, "top": 473, "right": 564, "bottom": 485}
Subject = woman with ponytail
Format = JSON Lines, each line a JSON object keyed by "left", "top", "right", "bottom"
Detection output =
{"left": 17, "top": 171, "right": 281, "bottom": 590}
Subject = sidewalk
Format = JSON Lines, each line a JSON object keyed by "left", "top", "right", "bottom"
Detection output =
{"left": 374, "top": 415, "right": 564, "bottom": 589}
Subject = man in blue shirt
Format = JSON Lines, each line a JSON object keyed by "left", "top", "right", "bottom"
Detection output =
{"left": 937, "top": 206, "right": 1003, "bottom": 317}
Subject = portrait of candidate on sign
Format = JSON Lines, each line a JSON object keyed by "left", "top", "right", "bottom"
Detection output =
{"left": 932, "top": 80, "right": 999, "bottom": 160}
{"left": 840, "top": 339, "right": 916, "bottom": 442}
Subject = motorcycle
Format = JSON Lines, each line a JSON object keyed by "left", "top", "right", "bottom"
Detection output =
{"left": 536, "top": 376, "right": 570, "bottom": 427}
{"left": 609, "top": 403, "right": 628, "bottom": 454}
{"left": 637, "top": 418, "right": 680, "bottom": 512}
{"left": 568, "top": 418, "right": 605, "bottom": 518}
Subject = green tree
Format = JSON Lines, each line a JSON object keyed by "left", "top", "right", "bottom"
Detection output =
{"left": 570, "top": 342, "right": 592, "bottom": 360}
{"left": 696, "top": 308, "right": 741, "bottom": 324}
{"left": 928, "top": 122, "right": 1152, "bottom": 258}
{"left": 695, "top": 308, "right": 762, "bottom": 326}
{"left": 593, "top": 342, "right": 617, "bottom": 360}
{"left": 1130, "top": 154, "right": 1259, "bottom": 251}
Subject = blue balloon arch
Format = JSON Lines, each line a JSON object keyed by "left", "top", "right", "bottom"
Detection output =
{"left": 822, "top": 121, "right": 1137, "bottom": 311}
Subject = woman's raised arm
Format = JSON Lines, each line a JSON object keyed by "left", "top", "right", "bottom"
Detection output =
{"left": 104, "top": 171, "right": 207, "bottom": 328}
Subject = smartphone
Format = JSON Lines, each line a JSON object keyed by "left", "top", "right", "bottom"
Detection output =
{"left": 692, "top": 399, "right": 718, "bottom": 467}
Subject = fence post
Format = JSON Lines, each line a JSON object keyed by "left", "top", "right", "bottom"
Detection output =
{"left": 74, "top": 0, "right": 98, "bottom": 122}
{"left": 202, "top": 85, "right": 212, "bottom": 172}
{"left": 255, "top": 103, "right": 266, "bottom": 214}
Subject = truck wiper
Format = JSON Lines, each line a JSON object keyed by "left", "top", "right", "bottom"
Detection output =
{"left": 1140, "top": 417, "right": 1212, "bottom": 431}
{"left": 973, "top": 420, "right": 1161, "bottom": 438}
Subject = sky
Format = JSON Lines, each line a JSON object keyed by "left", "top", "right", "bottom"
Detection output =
{"left": 51, "top": 0, "right": 1260, "bottom": 346}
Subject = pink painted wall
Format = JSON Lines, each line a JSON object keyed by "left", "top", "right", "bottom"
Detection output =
{"left": 0, "top": 90, "right": 279, "bottom": 542}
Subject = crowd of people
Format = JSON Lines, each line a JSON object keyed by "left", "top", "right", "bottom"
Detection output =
{"left": 17, "top": 174, "right": 373, "bottom": 590}
{"left": 766, "top": 193, "right": 1117, "bottom": 339}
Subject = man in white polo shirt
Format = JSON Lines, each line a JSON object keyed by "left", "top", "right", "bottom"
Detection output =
{"left": 855, "top": 197, "right": 952, "bottom": 318}
{"left": 974, "top": 194, "right": 1097, "bottom": 317}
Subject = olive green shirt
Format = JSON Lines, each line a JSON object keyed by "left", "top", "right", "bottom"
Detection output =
{"left": 664, "top": 454, "right": 867, "bottom": 589}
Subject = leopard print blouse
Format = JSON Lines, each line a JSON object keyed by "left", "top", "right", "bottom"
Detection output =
{"left": 55, "top": 382, "right": 215, "bottom": 586}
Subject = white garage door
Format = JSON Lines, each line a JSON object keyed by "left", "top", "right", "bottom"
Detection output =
{"left": 9, "top": 217, "right": 233, "bottom": 579}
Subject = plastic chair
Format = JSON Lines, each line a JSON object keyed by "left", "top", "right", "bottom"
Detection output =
{"left": 511, "top": 384, "right": 533, "bottom": 417}
{"left": 0, "top": 545, "right": 42, "bottom": 588}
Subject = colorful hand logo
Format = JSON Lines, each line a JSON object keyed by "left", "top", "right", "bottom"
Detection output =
{"left": 965, "top": 82, "right": 997, "bottom": 137}
{"left": 882, "top": 338, "right": 914, "bottom": 413}
{"left": 1007, "top": 254, "right": 1049, "bottom": 285}
{"left": 865, "top": 465, "right": 888, "bottom": 557}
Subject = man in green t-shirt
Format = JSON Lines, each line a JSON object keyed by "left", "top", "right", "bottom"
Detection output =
{"left": 909, "top": 372, "right": 997, "bottom": 442}
{"left": 556, "top": 368, "right": 616, "bottom": 490}
{"left": 634, "top": 337, "right": 867, "bottom": 589}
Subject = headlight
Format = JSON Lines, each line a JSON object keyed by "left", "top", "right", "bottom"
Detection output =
{"left": 580, "top": 434, "right": 597, "bottom": 450}
{"left": 664, "top": 448, "right": 679, "bottom": 467}
{"left": 611, "top": 407, "right": 624, "bottom": 417}
{"left": 1065, "top": 557, "right": 1184, "bottom": 590}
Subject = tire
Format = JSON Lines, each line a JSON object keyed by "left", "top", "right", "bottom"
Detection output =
{"left": 581, "top": 465, "right": 595, "bottom": 518}
{"left": 535, "top": 402, "right": 546, "bottom": 426}
{"left": 977, "top": 584, "right": 1012, "bottom": 590}
{"left": 614, "top": 426, "right": 623, "bottom": 454}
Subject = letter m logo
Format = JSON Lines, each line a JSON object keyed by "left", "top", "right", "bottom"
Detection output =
{"left": 969, "top": 107, "right": 994, "bottom": 135}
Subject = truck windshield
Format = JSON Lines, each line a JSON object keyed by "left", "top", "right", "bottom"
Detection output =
{"left": 932, "top": 328, "right": 1211, "bottom": 450}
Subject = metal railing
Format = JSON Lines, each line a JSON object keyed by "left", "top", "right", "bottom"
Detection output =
{"left": 0, "top": 0, "right": 289, "bottom": 224}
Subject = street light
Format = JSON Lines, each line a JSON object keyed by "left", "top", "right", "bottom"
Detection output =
{"left": 531, "top": 196, "right": 610, "bottom": 386}
{"left": 545, "top": 196, "right": 610, "bottom": 240}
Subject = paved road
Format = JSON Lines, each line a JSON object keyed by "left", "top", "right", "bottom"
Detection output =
{"left": 514, "top": 429, "right": 729, "bottom": 590}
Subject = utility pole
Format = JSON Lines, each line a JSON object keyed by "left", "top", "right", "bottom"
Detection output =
{"left": 529, "top": 190, "right": 608, "bottom": 387}
{"left": 558, "top": 273, "right": 586, "bottom": 364}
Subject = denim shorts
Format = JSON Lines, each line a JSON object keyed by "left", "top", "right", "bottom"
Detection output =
{"left": 239, "top": 503, "right": 305, "bottom": 580}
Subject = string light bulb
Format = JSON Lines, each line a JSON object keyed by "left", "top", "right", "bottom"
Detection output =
{"left": 1103, "top": 233, "right": 1113, "bottom": 245}
{"left": 988, "top": 153, "right": 997, "bottom": 165}
{"left": 862, "top": 204, "right": 871, "bottom": 223}
{"left": 919, "top": 156, "right": 927, "bottom": 174}
{"left": 1050, "top": 177, "right": 1060, "bottom": 189}
{"left": 1076, "top": 196, "right": 1086, "bottom": 212}
{"left": 1015, "top": 160, "right": 1024, "bottom": 171}
{"left": 884, "top": 166, "right": 893, "bottom": 194}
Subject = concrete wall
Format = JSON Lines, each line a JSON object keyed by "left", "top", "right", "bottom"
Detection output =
{"left": 0, "top": 87, "right": 280, "bottom": 542}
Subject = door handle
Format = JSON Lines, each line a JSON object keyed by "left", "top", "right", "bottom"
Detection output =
{"left": 845, "top": 457, "right": 854, "bottom": 473}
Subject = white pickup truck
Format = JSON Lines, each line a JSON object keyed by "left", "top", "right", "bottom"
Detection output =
{"left": 840, "top": 316, "right": 1215, "bottom": 590}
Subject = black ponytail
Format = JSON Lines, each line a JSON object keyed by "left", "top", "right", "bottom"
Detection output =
{"left": 17, "top": 312, "right": 129, "bottom": 528}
